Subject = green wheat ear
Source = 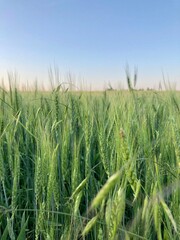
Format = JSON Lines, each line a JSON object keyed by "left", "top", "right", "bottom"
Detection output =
{"left": 82, "top": 214, "right": 99, "bottom": 237}
{"left": 105, "top": 187, "right": 126, "bottom": 240}
{"left": 90, "top": 171, "right": 121, "bottom": 210}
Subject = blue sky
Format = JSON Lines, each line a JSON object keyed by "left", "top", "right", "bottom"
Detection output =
{"left": 0, "top": 0, "right": 180, "bottom": 89}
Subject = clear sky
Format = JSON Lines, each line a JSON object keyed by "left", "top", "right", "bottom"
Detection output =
{"left": 0, "top": 0, "right": 180, "bottom": 90}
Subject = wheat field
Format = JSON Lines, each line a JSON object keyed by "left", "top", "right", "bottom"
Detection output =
{"left": 0, "top": 83, "right": 180, "bottom": 239}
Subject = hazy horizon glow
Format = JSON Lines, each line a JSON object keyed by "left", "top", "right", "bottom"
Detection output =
{"left": 0, "top": 0, "right": 180, "bottom": 90}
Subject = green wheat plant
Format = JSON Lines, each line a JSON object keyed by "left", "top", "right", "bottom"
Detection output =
{"left": 0, "top": 79, "right": 180, "bottom": 239}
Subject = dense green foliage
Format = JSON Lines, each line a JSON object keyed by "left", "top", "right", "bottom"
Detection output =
{"left": 0, "top": 86, "right": 180, "bottom": 239}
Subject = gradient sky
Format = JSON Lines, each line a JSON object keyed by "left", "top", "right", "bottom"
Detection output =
{"left": 0, "top": 0, "right": 180, "bottom": 90}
